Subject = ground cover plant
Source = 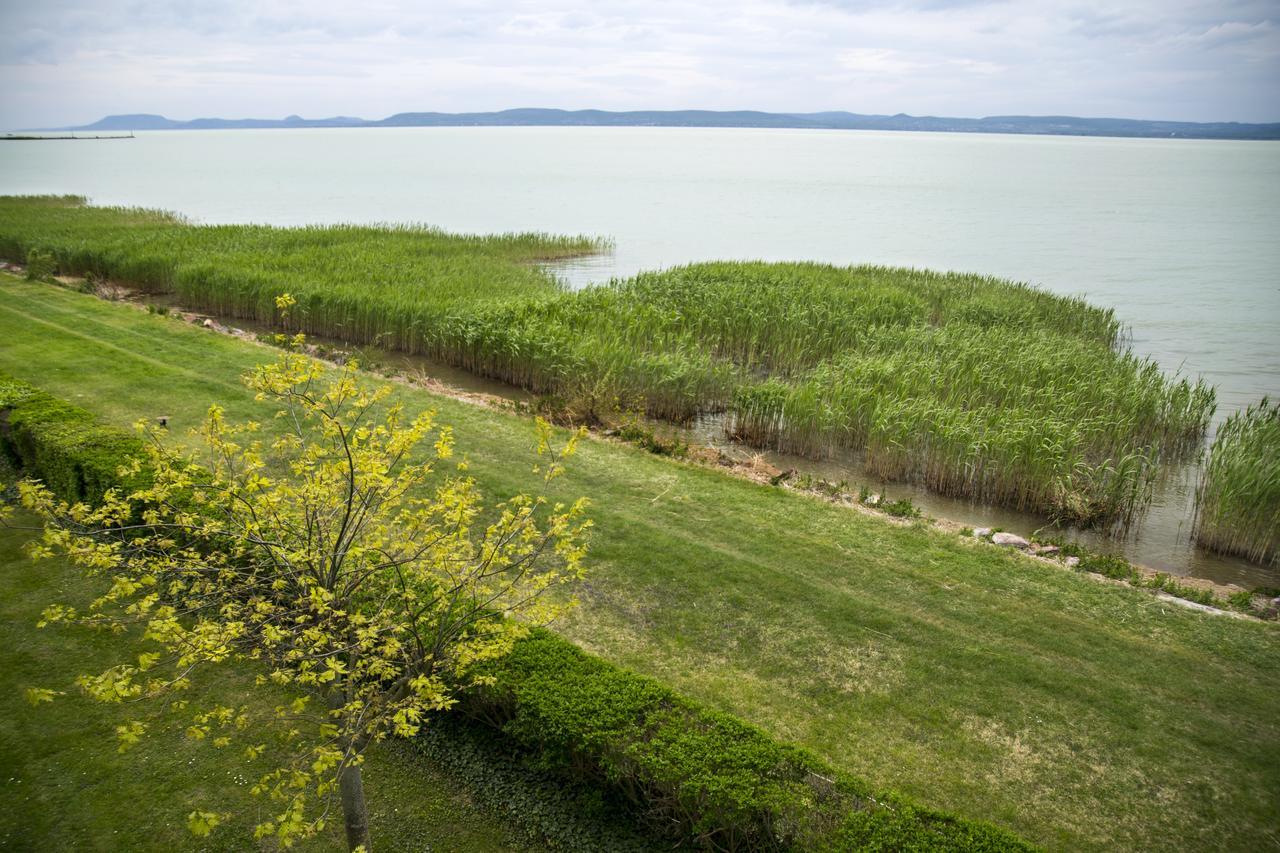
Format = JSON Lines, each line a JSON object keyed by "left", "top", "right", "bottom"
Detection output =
{"left": 0, "top": 197, "right": 1218, "bottom": 527}
{"left": 1194, "top": 397, "right": 1280, "bottom": 565}
{"left": 1, "top": 275, "right": 1277, "bottom": 852}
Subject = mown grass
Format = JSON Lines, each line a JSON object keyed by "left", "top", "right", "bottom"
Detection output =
{"left": 1195, "top": 398, "right": 1280, "bottom": 565}
{"left": 0, "top": 197, "right": 1216, "bottom": 525}
{"left": 0, "top": 510, "right": 533, "bottom": 852}
{"left": 1, "top": 275, "right": 1276, "bottom": 852}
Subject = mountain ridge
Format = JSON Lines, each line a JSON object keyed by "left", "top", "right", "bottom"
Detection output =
{"left": 41, "top": 108, "right": 1280, "bottom": 140}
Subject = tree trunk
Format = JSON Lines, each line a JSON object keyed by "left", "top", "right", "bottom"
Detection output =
{"left": 339, "top": 762, "right": 372, "bottom": 851}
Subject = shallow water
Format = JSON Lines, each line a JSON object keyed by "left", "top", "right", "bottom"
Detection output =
{"left": 2, "top": 127, "right": 1277, "bottom": 585}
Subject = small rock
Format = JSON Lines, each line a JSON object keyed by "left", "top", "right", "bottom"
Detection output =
{"left": 201, "top": 318, "right": 215, "bottom": 328}
{"left": 1065, "top": 556, "right": 1081, "bottom": 568}
{"left": 1032, "top": 544, "right": 1060, "bottom": 556}
{"left": 991, "top": 532, "right": 1030, "bottom": 548}
{"left": 972, "top": 527, "right": 992, "bottom": 538}
{"left": 866, "top": 493, "right": 882, "bottom": 506}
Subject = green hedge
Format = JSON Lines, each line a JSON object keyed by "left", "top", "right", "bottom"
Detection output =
{"left": 0, "top": 371, "right": 1033, "bottom": 851}
{"left": 410, "top": 715, "right": 665, "bottom": 851}
{"left": 0, "top": 372, "right": 147, "bottom": 504}
{"left": 465, "top": 629, "right": 1034, "bottom": 852}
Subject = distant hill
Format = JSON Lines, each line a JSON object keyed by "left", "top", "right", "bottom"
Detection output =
{"left": 75, "top": 113, "right": 365, "bottom": 131}
{"left": 55, "top": 109, "right": 1280, "bottom": 140}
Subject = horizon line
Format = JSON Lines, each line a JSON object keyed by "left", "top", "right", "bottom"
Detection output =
{"left": 18, "top": 107, "right": 1280, "bottom": 141}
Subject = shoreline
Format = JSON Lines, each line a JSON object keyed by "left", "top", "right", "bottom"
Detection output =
{"left": 1, "top": 134, "right": 134, "bottom": 141}
{"left": 7, "top": 263, "right": 1267, "bottom": 617}
{"left": 3, "top": 268, "right": 1278, "bottom": 852}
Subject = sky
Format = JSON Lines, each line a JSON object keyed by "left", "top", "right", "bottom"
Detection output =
{"left": 1, "top": 0, "right": 1277, "bottom": 128}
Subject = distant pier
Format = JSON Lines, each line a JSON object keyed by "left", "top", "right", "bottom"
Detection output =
{"left": 2, "top": 133, "right": 135, "bottom": 141}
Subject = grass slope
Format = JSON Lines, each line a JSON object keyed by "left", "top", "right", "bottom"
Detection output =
{"left": 0, "top": 513, "right": 530, "bottom": 851}
{"left": 1, "top": 276, "right": 1277, "bottom": 851}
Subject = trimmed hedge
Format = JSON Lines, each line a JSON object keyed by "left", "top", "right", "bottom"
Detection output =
{"left": 410, "top": 715, "right": 666, "bottom": 851}
{"left": 0, "top": 372, "right": 1034, "bottom": 851}
{"left": 464, "top": 629, "right": 1034, "bottom": 852}
{"left": 0, "top": 372, "right": 147, "bottom": 504}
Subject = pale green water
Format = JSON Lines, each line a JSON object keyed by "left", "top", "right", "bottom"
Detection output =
{"left": 1, "top": 127, "right": 1278, "bottom": 586}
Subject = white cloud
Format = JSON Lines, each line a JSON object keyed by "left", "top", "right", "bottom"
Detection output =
{"left": 838, "top": 49, "right": 925, "bottom": 75}
{"left": 0, "top": 0, "right": 1276, "bottom": 127}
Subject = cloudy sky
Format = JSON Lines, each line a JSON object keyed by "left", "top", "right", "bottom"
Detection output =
{"left": 2, "top": 0, "right": 1277, "bottom": 128}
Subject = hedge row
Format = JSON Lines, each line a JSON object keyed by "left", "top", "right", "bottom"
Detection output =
{"left": 0, "top": 371, "right": 1034, "bottom": 851}
{"left": 0, "top": 373, "right": 147, "bottom": 504}
{"left": 463, "top": 629, "right": 1033, "bottom": 851}
{"left": 409, "top": 715, "right": 666, "bottom": 851}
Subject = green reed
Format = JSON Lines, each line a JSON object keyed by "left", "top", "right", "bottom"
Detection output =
{"left": 0, "top": 197, "right": 1218, "bottom": 526}
{"left": 452, "top": 263, "right": 1213, "bottom": 523}
{"left": 0, "top": 195, "right": 605, "bottom": 350}
{"left": 724, "top": 324, "right": 1214, "bottom": 523}
{"left": 1194, "top": 399, "right": 1280, "bottom": 565}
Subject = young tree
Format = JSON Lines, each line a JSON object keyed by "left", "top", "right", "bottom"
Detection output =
{"left": 13, "top": 350, "right": 590, "bottom": 850}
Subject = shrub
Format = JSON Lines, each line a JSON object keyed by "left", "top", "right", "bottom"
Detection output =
{"left": 879, "top": 497, "right": 922, "bottom": 519}
{"left": 1077, "top": 552, "right": 1139, "bottom": 582}
{"left": 24, "top": 247, "right": 56, "bottom": 282}
{"left": 463, "top": 629, "right": 1033, "bottom": 852}
{"left": 0, "top": 372, "right": 147, "bottom": 504}
{"left": 410, "top": 716, "right": 665, "bottom": 852}
{"left": 829, "top": 799, "right": 1037, "bottom": 852}
{"left": 1226, "top": 589, "right": 1256, "bottom": 612}
{"left": 1143, "top": 573, "right": 1218, "bottom": 606}
{"left": 618, "top": 420, "right": 689, "bottom": 457}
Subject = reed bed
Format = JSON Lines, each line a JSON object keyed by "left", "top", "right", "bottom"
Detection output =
{"left": 725, "top": 326, "right": 1213, "bottom": 523}
{"left": 454, "top": 263, "right": 1213, "bottom": 522}
{"left": 0, "top": 195, "right": 606, "bottom": 347}
{"left": 1194, "top": 399, "right": 1280, "bottom": 565}
{"left": 430, "top": 262, "right": 1129, "bottom": 420}
{"left": 0, "top": 197, "right": 1218, "bottom": 525}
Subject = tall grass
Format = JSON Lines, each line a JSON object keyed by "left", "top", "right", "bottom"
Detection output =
{"left": 456, "top": 263, "right": 1213, "bottom": 523}
{"left": 723, "top": 324, "right": 1212, "bottom": 523}
{"left": 0, "top": 195, "right": 606, "bottom": 351}
{"left": 433, "top": 262, "right": 1130, "bottom": 419}
{"left": 1194, "top": 399, "right": 1280, "bottom": 565}
{"left": 0, "top": 196, "right": 1218, "bottom": 526}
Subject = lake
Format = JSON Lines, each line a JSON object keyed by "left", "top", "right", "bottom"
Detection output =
{"left": 2, "top": 127, "right": 1278, "bottom": 585}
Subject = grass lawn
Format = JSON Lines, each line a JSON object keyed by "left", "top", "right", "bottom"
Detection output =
{"left": 2, "top": 275, "right": 1278, "bottom": 851}
{"left": 0, "top": 511, "right": 535, "bottom": 851}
